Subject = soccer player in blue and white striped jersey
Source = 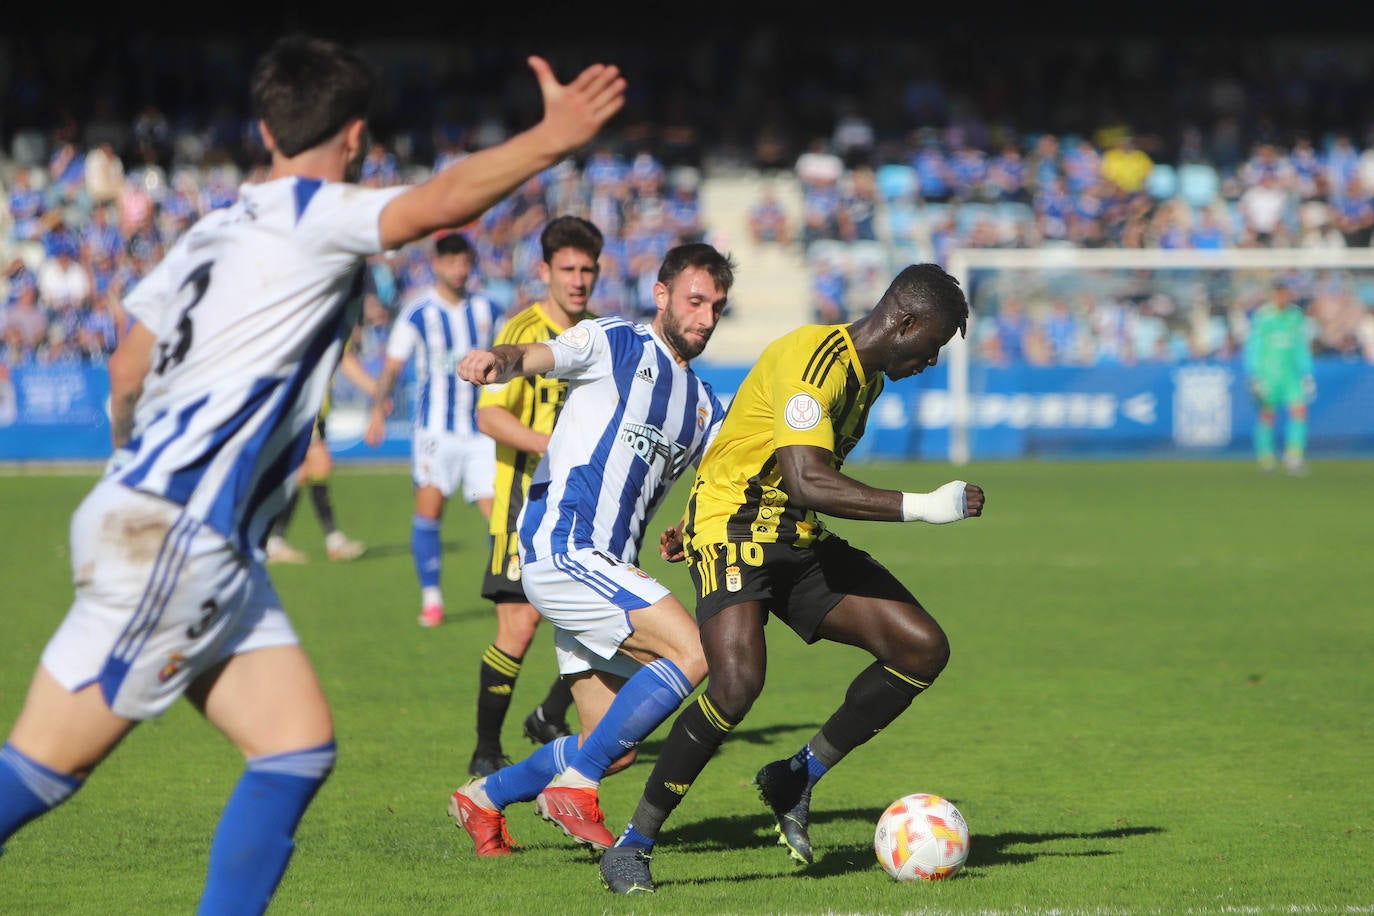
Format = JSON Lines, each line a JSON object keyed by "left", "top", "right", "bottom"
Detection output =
{"left": 448, "top": 243, "right": 735, "bottom": 857}
{"left": 0, "top": 34, "right": 625, "bottom": 914}
{"left": 366, "top": 231, "right": 501, "bottom": 626}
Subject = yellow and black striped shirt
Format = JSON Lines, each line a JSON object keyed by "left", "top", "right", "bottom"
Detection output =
{"left": 478, "top": 303, "right": 571, "bottom": 566}
{"left": 684, "top": 323, "right": 883, "bottom": 549}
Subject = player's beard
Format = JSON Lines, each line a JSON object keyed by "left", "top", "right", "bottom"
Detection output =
{"left": 660, "top": 307, "right": 709, "bottom": 361}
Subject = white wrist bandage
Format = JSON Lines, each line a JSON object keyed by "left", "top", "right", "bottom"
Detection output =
{"left": 901, "top": 480, "right": 969, "bottom": 524}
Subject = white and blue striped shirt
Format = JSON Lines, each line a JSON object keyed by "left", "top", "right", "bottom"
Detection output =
{"left": 386, "top": 287, "right": 501, "bottom": 437}
{"left": 114, "top": 177, "right": 406, "bottom": 557}
{"left": 518, "top": 317, "right": 727, "bottom": 564}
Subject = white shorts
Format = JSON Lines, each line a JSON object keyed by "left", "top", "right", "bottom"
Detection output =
{"left": 521, "top": 548, "right": 670, "bottom": 678}
{"left": 412, "top": 430, "right": 496, "bottom": 502}
{"left": 40, "top": 481, "right": 298, "bottom": 720}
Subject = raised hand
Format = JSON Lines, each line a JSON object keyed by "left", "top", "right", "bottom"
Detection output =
{"left": 526, "top": 56, "right": 627, "bottom": 155}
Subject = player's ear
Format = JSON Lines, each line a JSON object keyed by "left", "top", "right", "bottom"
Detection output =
{"left": 653, "top": 280, "right": 669, "bottom": 313}
{"left": 257, "top": 120, "right": 278, "bottom": 154}
{"left": 343, "top": 119, "right": 367, "bottom": 163}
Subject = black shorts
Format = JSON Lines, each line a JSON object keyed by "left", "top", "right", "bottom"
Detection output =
{"left": 480, "top": 528, "right": 528, "bottom": 604}
{"left": 687, "top": 535, "right": 916, "bottom": 644}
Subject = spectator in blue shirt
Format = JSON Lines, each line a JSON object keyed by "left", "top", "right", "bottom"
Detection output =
{"left": 7, "top": 168, "right": 46, "bottom": 243}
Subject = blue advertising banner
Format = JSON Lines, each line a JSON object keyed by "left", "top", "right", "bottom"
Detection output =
{"left": 2, "top": 359, "right": 1372, "bottom": 463}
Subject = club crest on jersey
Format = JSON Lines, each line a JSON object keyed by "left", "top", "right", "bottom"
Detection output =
{"left": 557, "top": 324, "right": 592, "bottom": 350}
{"left": 784, "top": 393, "right": 822, "bottom": 430}
{"left": 697, "top": 405, "right": 709, "bottom": 430}
{"left": 158, "top": 651, "right": 188, "bottom": 683}
{"left": 620, "top": 422, "right": 689, "bottom": 476}
{"left": 725, "top": 565, "right": 742, "bottom": 592}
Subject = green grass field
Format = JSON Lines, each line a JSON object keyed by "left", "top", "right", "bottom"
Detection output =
{"left": 1, "top": 460, "right": 1370, "bottom": 915}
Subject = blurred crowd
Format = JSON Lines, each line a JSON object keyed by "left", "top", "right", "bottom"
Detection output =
{"left": 5, "top": 27, "right": 1374, "bottom": 370}
{"left": 0, "top": 132, "right": 710, "bottom": 370}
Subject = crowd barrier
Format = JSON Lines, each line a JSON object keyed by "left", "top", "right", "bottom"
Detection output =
{"left": 2, "top": 359, "right": 1371, "bottom": 463}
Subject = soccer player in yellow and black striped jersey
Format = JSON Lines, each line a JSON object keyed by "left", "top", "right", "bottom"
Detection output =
{"left": 465, "top": 216, "right": 602, "bottom": 777}
{"left": 599, "top": 263, "right": 987, "bottom": 893}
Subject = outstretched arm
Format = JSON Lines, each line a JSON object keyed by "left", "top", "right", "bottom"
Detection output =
{"left": 458, "top": 342, "right": 557, "bottom": 386}
{"left": 364, "top": 356, "right": 406, "bottom": 447}
{"left": 338, "top": 347, "right": 377, "bottom": 400}
{"left": 776, "top": 444, "right": 984, "bottom": 523}
{"left": 378, "top": 57, "right": 625, "bottom": 251}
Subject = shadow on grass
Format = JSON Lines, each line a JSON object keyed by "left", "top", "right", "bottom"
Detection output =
{"left": 640, "top": 721, "right": 818, "bottom": 757}
{"left": 659, "top": 810, "right": 1164, "bottom": 883}
{"left": 336, "top": 539, "right": 475, "bottom": 562}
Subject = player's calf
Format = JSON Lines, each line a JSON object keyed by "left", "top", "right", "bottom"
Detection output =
{"left": 0, "top": 742, "right": 84, "bottom": 851}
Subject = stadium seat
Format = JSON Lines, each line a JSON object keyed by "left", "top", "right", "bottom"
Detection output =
{"left": 1178, "top": 164, "right": 1220, "bottom": 208}
{"left": 875, "top": 163, "right": 918, "bottom": 203}
{"left": 805, "top": 238, "right": 849, "bottom": 270}
{"left": 9, "top": 130, "right": 46, "bottom": 168}
{"left": 1145, "top": 164, "right": 1178, "bottom": 200}
{"left": 955, "top": 203, "right": 995, "bottom": 234}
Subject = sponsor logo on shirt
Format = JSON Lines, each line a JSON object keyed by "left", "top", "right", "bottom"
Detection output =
{"left": 620, "top": 422, "right": 689, "bottom": 476}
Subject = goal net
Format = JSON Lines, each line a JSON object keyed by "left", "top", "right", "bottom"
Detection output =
{"left": 937, "top": 247, "right": 1374, "bottom": 464}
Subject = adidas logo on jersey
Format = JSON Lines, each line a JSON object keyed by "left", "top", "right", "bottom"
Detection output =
{"left": 635, "top": 367, "right": 655, "bottom": 383}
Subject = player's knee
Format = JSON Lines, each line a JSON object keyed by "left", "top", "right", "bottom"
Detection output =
{"left": 496, "top": 605, "right": 541, "bottom": 648}
{"left": 500, "top": 619, "right": 539, "bottom": 650}
{"left": 887, "top": 622, "right": 950, "bottom": 681}
{"left": 705, "top": 665, "right": 764, "bottom": 722}
{"left": 652, "top": 639, "right": 705, "bottom": 686}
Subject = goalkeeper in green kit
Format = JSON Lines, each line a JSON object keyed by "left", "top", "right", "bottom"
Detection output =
{"left": 1243, "top": 276, "right": 1315, "bottom": 475}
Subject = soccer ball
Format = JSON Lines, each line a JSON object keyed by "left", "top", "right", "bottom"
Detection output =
{"left": 873, "top": 793, "right": 970, "bottom": 881}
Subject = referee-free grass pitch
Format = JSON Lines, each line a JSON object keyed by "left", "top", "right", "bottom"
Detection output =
{"left": 1, "top": 460, "right": 1369, "bottom": 915}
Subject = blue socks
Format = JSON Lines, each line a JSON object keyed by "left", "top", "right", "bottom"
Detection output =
{"left": 484, "top": 735, "right": 575, "bottom": 809}
{"left": 790, "top": 743, "right": 830, "bottom": 788}
{"left": 616, "top": 823, "right": 656, "bottom": 850}
{"left": 568, "top": 659, "right": 693, "bottom": 782}
{"left": 411, "top": 515, "right": 442, "bottom": 591}
{"left": 196, "top": 740, "right": 336, "bottom": 916}
{"left": 0, "top": 742, "right": 83, "bottom": 854}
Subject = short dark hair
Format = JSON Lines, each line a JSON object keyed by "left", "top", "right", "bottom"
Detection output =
{"left": 540, "top": 216, "right": 604, "bottom": 264}
{"left": 250, "top": 34, "right": 376, "bottom": 158}
{"left": 657, "top": 242, "right": 736, "bottom": 294}
{"left": 434, "top": 232, "right": 472, "bottom": 258}
{"left": 884, "top": 263, "right": 969, "bottom": 336}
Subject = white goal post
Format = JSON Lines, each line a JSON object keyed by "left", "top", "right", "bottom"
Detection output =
{"left": 943, "top": 246, "right": 1374, "bottom": 465}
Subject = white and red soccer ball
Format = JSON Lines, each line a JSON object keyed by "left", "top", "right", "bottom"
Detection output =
{"left": 874, "top": 793, "right": 970, "bottom": 881}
